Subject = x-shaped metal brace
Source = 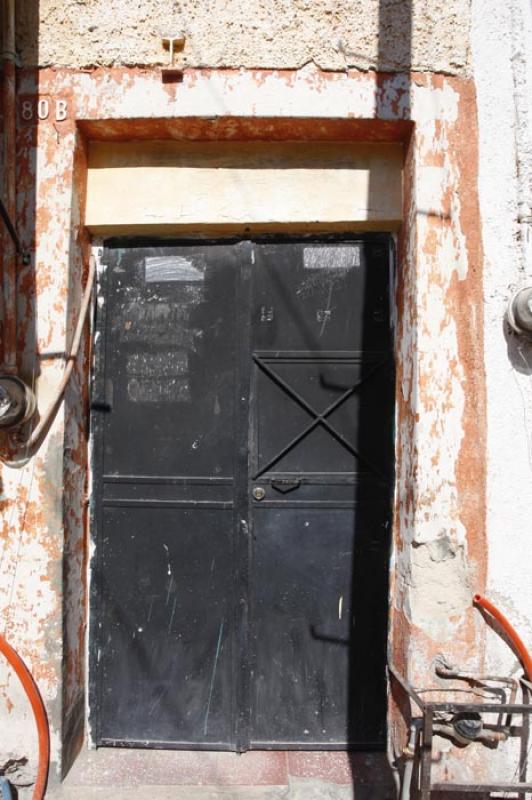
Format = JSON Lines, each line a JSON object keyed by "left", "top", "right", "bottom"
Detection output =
{"left": 252, "top": 355, "right": 389, "bottom": 480}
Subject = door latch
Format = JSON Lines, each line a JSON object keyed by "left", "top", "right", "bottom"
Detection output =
{"left": 91, "top": 379, "right": 113, "bottom": 411}
{"left": 271, "top": 479, "right": 301, "bottom": 494}
{"left": 91, "top": 400, "right": 112, "bottom": 412}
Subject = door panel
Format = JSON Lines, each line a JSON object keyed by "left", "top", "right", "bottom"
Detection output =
{"left": 252, "top": 356, "right": 392, "bottom": 477}
{"left": 101, "top": 244, "right": 239, "bottom": 478}
{"left": 249, "top": 240, "right": 393, "bottom": 748}
{"left": 92, "top": 242, "right": 243, "bottom": 748}
{"left": 252, "top": 241, "right": 391, "bottom": 352}
{"left": 250, "top": 505, "right": 389, "bottom": 747}
{"left": 97, "top": 506, "right": 234, "bottom": 746}
{"left": 91, "top": 236, "right": 394, "bottom": 751}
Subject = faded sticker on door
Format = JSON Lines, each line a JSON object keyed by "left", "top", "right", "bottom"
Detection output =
{"left": 303, "top": 245, "right": 361, "bottom": 270}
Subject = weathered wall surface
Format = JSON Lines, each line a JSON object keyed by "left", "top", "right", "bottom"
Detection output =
{"left": 16, "top": 0, "right": 472, "bottom": 74}
{"left": 84, "top": 140, "right": 403, "bottom": 231}
{"left": 5, "top": 0, "right": 531, "bottom": 793}
{"left": 0, "top": 61, "right": 488, "bottom": 793}
{"left": 473, "top": 0, "right": 532, "bottom": 680}
{"left": 0, "top": 76, "right": 90, "bottom": 790}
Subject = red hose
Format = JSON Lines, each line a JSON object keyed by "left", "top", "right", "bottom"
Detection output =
{"left": 474, "top": 594, "right": 532, "bottom": 681}
{"left": 0, "top": 634, "right": 49, "bottom": 800}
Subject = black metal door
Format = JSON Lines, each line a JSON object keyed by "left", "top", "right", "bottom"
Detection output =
{"left": 91, "top": 237, "right": 394, "bottom": 751}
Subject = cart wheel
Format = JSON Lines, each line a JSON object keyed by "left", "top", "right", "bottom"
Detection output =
{"left": 0, "top": 778, "right": 13, "bottom": 800}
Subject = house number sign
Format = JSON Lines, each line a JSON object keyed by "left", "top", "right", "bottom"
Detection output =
{"left": 19, "top": 95, "right": 69, "bottom": 123}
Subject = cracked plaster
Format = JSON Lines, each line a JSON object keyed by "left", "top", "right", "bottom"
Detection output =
{"left": 17, "top": 0, "right": 471, "bottom": 75}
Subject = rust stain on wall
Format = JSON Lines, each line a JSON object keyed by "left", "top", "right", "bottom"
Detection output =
{"left": 0, "top": 64, "right": 489, "bottom": 784}
{"left": 388, "top": 72, "right": 488, "bottom": 767}
{"left": 448, "top": 77, "right": 487, "bottom": 596}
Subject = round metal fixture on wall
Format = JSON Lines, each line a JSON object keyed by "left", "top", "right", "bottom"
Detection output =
{"left": 507, "top": 286, "right": 532, "bottom": 338}
{"left": 0, "top": 376, "right": 36, "bottom": 429}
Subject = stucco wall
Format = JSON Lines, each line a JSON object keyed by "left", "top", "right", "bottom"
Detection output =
{"left": 0, "top": 61, "right": 488, "bottom": 793}
{"left": 84, "top": 140, "right": 403, "bottom": 231}
{"left": 1, "top": 0, "right": 530, "bottom": 794}
{"left": 16, "top": 0, "right": 472, "bottom": 74}
{"left": 473, "top": 0, "right": 532, "bottom": 677}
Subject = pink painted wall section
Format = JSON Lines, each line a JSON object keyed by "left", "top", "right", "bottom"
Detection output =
{"left": 0, "top": 64, "right": 486, "bottom": 786}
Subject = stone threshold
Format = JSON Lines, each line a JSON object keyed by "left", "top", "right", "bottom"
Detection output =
{"left": 46, "top": 749, "right": 395, "bottom": 800}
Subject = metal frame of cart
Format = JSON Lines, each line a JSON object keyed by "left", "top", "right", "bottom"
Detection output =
{"left": 389, "top": 662, "right": 532, "bottom": 797}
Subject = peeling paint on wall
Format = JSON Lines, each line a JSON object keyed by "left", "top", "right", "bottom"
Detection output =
{"left": 0, "top": 58, "right": 490, "bottom": 790}
{"left": 473, "top": 0, "right": 532, "bottom": 743}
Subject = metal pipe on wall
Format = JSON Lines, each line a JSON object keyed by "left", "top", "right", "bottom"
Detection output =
{"left": 1, "top": 256, "right": 96, "bottom": 463}
{"left": 2, "top": 0, "right": 18, "bottom": 373}
{"left": 23, "top": 256, "right": 96, "bottom": 453}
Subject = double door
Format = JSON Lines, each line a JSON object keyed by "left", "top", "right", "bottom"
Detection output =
{"left": 91, "top": 237, "right": 394, "bottom": 750}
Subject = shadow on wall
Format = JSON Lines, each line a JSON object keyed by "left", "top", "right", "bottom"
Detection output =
{"left": 354, "top": 0, "right": 413, "bottom": 796}
{"left": 11, "top": 3, "right": 39, "bottom": 399}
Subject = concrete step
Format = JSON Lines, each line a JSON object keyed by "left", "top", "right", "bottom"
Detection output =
{"left": 43, "top": 749, "right": 396, "bottom": 800}
{"left": 47, "top": 780, "right": 389, "bottom": 800}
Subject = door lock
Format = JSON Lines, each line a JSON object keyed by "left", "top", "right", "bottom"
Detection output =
{"left": 253, "top": 487, "right": 266, "bottom": 501}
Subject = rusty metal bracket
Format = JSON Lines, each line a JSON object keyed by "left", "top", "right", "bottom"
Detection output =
{"left": 388, "top": 661, "right": 532, "bottom": 798}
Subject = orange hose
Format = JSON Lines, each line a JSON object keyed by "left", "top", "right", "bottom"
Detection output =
{"left": 474, "top": 594, "right": 532, "bottom": 682}
{"left": 0, "top": 634, "right": 49, "bottom": 800}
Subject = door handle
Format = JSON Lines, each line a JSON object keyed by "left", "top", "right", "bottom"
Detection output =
{"left": 270, "top": 479, "right": 301, "bottom": 494}
{"left": 91, "top": 379, "right": 113, "bottom": 412}
{"left": 91, "top": 400, "right": 112, "bottom": 412}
